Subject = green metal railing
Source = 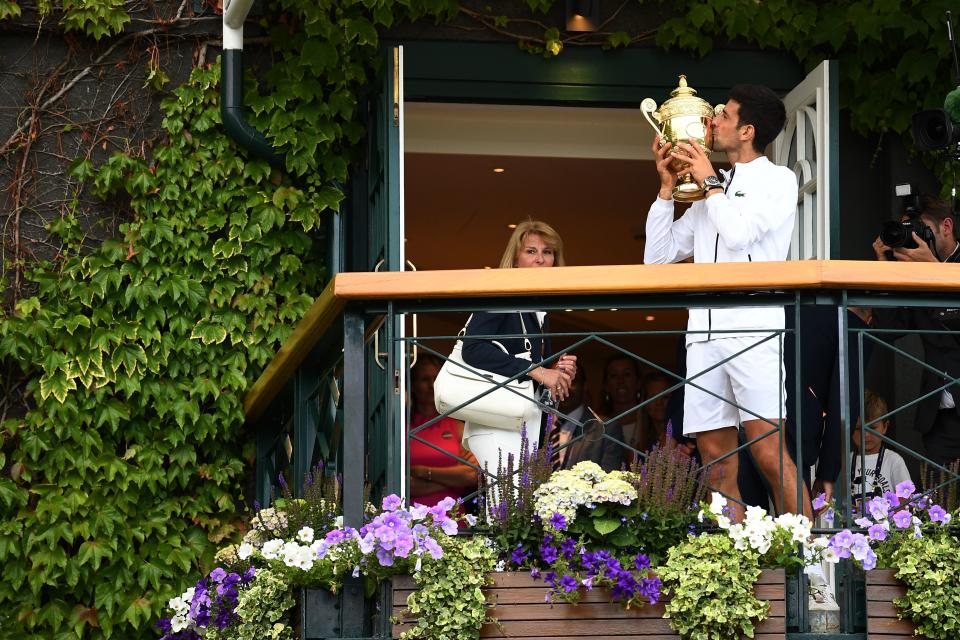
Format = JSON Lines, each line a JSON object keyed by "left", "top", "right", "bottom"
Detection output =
{"left": 246, "top": 265, "right": 960, "bottom": 639}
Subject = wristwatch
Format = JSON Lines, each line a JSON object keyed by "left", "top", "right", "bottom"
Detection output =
{"left": 701, "top": 175, "right": 723, "bottom": 193}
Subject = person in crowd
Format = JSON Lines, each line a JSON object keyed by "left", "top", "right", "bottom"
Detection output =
{"left": 408, "top": 355, "right": 480, "bottom": 507}
{"left": 850, "top": 389, "right": 912, "bottom": 498}
{"left": 872, "top": 194, "right": 960, "bottom": 469}
{"left": 641, "top": 372, "right": 671, "bottom": 447}
{"left": 460, "top": 220, "right": 577, "bottom": 477}
{"left": 643, "top": 84, "right": 810, "bottom": 521}
{"left": 601, "top": 355, "right": 653, "bottom": 458}
{"left": 551, "top": 367, "right": 625, "bottom": 472}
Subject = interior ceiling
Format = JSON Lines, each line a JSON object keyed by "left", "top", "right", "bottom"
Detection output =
{"left": 402, "top": 102, "right": 710, "bottom": 371}
{"left": 405, "top": 153, "right": 658, "bottom": 270}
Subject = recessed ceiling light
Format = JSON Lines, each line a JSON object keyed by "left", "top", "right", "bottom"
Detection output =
{"left": 493, "top": 167, "right": 506, "bottom": 173}
{"left": 484, "top": 266, "right": 492, "bottom": 269}
{"left": 645, "top": 315, "right": 656, "bottom": 321}
{"left": 507, "top": 223, "right": 517, "bottom": 229}
{"left": 610, "top": 308, "right": 619, "bottom": 312}
{"left": 564, "top": 309, "right": 573, "bottom": 312}
{"left": 588, "top": 308, "right": 595, "bottom": 312}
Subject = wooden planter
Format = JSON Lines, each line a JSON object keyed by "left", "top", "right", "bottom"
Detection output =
{"left": 865, "top": 569, "right": 922, "bottom": 639}
{"left": 392, "top": 569, "right": 786, "bottom": 639}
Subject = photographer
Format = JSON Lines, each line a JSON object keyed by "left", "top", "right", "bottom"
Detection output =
{"left": 872, "top": 193, "right": 960, "bottom": 467}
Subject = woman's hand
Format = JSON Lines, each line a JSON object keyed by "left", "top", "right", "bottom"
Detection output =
{"left": 532, "top": 366, "right": 572, "bottom": 402}
{"left": 556, "top": 353, "right": 577, "bottom": 380}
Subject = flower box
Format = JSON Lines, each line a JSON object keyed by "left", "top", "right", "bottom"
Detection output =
{"left": 391, "top": 569, "right": 786, "bottom": 639}
{"left": 865, "top": 569, "right": 922, "bottom": 639}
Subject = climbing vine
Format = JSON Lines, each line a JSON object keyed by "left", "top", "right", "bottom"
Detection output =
{"left": 0, "top": 1, "right": 957, "bottom": 639}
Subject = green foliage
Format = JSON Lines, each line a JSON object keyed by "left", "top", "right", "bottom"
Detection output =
{"left": 399, "top": 535, "right": 496, "bottom": 640}
{"left": 660, "top": 533, "right": 767, "bottom": 640}
{"left": 230, "top": 569, "right": 296, "bottom": 640}
{"left": 0, "top": 0, "right": 20, "bottom": 20}
{"left": 60, "top": 0, "right": 129, "bottom": 39}
{"left": 653, "top": 0, "right": 957, "bottom": 137}
{"left": 0, "top": 0, "right": 471, "bottom": 636}
{"left": 890, "top": 531, "right": 960, "bottom": 639}
{"left": 0, "top": 60, "right": 327, "bottom": 640}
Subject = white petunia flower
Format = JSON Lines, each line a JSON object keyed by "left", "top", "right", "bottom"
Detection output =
{"left": 261, "top": 538, "right": 284, "bottom": 560}
{"left": 297, "top": 527, "right": 315, "bottom": 544}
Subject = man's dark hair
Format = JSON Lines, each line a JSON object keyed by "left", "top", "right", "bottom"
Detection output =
{"left": 728, "top": 84, "right": 787, "bottom": 153}
{"left": 919, "top": 193, "right": 953, "bottom": 224}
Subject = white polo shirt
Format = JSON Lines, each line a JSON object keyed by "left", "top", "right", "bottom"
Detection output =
{"left": 643, "top": 155, "right": 798, "bottom": 344}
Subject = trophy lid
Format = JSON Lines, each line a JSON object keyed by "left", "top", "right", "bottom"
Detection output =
{"left": 659, "top": 75, "right": 715, "bottom": 119}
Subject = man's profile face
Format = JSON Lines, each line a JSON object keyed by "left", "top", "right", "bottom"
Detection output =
{"left": 902, "top": 213, "right": 955, "bottom": 259}
{"left": 712, "top": 99, "right": 743, "bottom": 153}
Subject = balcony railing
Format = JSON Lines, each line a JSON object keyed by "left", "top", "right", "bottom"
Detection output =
{"left": 244, "top": 259, "right": 960, "bottom": 638}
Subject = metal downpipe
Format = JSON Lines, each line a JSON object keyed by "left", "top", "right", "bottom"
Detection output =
{"left": 221, "top": 0, "right": 283, "bottom": 167}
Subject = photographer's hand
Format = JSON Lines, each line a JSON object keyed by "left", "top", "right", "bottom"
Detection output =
{"left": 872, "top": 236, "right": 892, "bottom": 261}
{"left": 892, "top": 232, "right": 938, "bottom": 262}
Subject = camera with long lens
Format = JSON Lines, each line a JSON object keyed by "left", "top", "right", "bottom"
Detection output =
{"left": 879, "top": 184, "right": 936, "bottom": 257}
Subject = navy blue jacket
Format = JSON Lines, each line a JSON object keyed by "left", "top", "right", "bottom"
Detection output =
{"left": 460, "top": 311, "right": 550, "bottom": 380}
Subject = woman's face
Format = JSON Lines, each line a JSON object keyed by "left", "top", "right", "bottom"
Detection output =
{"left": 412, "top": 361, "right": 441, "bottom": 407}
{"left": 515, "top": 233, "right": 555, "bottom": 268}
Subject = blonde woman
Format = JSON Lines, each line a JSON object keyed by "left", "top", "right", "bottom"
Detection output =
{"left": 460, "top": 220, "right": 577, "bottom": 476}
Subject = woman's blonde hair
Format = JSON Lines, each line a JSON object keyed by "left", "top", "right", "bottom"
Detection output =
{"left": 498, "top": 219, "right": 565, "bottom": 268}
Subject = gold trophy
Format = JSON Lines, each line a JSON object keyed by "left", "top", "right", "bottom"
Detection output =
{"left": 641, "top": 75, "right": 724, "bottom": 202}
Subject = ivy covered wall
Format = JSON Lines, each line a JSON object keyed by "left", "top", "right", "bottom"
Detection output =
{"left": 0, "top": 0, "right": 957, "bottom": 638}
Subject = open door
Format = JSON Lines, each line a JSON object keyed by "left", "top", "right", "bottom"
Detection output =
{"left": 364, "top": 45, "right": 407, "bottom": 500}
{"left": 774, "top": 60, "right": 839, "bottom": 260}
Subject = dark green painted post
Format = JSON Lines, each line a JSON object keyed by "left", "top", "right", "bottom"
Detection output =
{"left": 342, "top": 308, "right": 367, "bottom": 637}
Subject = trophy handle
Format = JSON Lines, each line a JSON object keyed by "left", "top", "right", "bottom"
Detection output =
{"left": 640, "top": 98, "right": 662, "bottom": 138}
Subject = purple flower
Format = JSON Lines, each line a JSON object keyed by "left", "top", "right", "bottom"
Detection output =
{"left": 866, "top": 496, "right": 891, "bottom": 521}
{"left": 581, "top": 576, "right": 594, "bottom": 590}
{"left": 529, "top": 567, "right": 541, "bottom": 580}
{"left": 560, "top": 538, "right": 577, "bottom": 560}
{"left": 928, "top": 504, "right": 950, "bottom": 524}
{"left": 559, "top": 575, "right": 579, "bottom": 593}
{"left": 640, "top": 576, "right": 662, "bottom": 604}
{"left": 894, "top": 480, "right": 916, "bottom": 499}
{"left": 242, "top": 566, "right": 256, "bottom": 584}
{"left": 812, "top": 492, "right": 827, "bottom": 510}
{"left": 544, "top": 571, "right": 557, "bottom": 587}
{"left": 423, "top": 537, "right": 443, "bottom": 560}
{"left": 549, "top": 512, "right": 567, "bottom": 531}
{"left": 862, "top": 548, "right": 878, "bottom": 570}
{"left": 883, "top": 491, "right": 902, "bottom": 508}
{"left": 209, "top": 567, "right": 226, "bottom": 582}
{"left": 382, "top": 494, "right": 403, "bottom": 511}
{"left": 829, "top": 530, "right": 854, "bottom": 559}
{"left": 892, "top": 509, "right": 912, "bottom": 529}
{"left": 540, "top": 544, "right": 558, "bottom": 564}
{"left": 634, "top": 553, "right": 650, "bottom": 571}
{"left": 376, "top": 547, "right": 395, "bottom": 566}
{"left": 868, "top": 523, "right": 888, "bottom": 541}
{"left": 511, "top": 545, "right": 530, "bottom": 566}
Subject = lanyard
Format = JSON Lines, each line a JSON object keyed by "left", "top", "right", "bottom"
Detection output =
{"left": 851, "top": 443, "right": 886, "bottom": 485}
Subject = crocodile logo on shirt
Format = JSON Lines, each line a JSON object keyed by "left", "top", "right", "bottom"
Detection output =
{"left": 734, "top": 190, "right": 746, "bottom": 197}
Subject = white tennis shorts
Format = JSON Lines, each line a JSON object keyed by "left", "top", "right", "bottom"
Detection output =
{"left": 683, "top": 335, "right": 786, "bottom": 435}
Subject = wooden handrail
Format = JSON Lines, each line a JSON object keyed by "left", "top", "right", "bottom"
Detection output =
{"left": 244, "top": 260, "right": 960, "bottom": 421}
{"left": 244, "top": 279, "right": 345, "bottom": 423}
{"left": 333, "top": 260, "right": 960, "bottom": 300}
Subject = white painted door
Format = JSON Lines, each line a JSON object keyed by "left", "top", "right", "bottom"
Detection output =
{"left": 774, "top": 60, "right": 838, "bottom": 260}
